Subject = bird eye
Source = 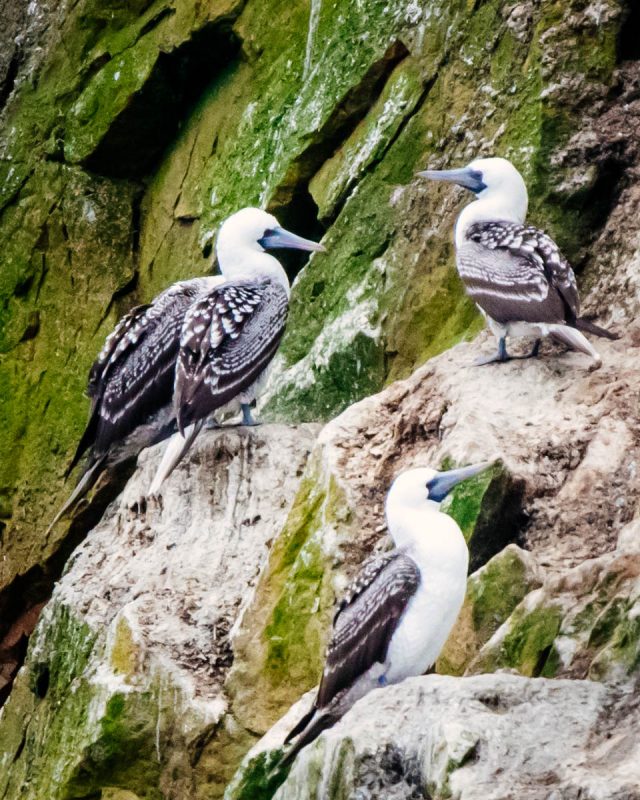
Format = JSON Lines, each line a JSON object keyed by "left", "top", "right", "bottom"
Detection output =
{"left": 262, "top": 228, "right": 276, "bottom": 238}
{"left": 469, "top": 169, "right": 487, "bottom": 191}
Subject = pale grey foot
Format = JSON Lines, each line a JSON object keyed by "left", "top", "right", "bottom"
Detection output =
{"left": 241, "top": 403, "right": 261, "bottom": 426}
{"left": 474, "top": 337, "right": 541, "bottom": 366}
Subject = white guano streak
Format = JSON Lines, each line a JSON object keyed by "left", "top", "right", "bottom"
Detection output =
{"left": 303, "top": 0, "right": 322, "bottom": 80}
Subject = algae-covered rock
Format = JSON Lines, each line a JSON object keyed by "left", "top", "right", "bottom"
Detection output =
{"left": 469, "top": 544, "right": 640, "bottom": 683}
{"left": 0, "top": 424, "right": 318, "bottom": 800}
{"left": 437, "top": 544, "right": 543, "bottom": 677}
{"left": 2, "top": 0, "right": 638, "bottom": 634}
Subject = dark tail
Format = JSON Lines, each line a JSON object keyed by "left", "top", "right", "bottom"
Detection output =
{"left": 280, "top": 710, "right": 337, "bottom": 768}
{"left": 575, "top": 317, "right": 619, "bottom": 340}
{"left": 45, "top": 455, "right": 107, "bottom": 537}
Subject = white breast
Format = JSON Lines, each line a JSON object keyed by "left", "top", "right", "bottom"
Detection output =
{"left": 384, "top": 519, "right": 468, "bottom": 683}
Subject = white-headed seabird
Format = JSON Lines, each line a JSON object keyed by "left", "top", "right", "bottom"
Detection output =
{"left": 418, "top": 157, "right": 618, "bottom": 366}
{"left": 148, "top": 208, "right": 325, "bottom": 492}
{"left": 282, "top": 462, "right": 489, "bottom": 766}
{"left": 49, "top": 208, "right": 325, "bottom": 527}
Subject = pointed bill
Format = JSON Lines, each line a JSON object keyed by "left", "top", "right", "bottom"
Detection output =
{"left": 427, "top": 461, "right": 492, "bottom": 502}
{"left": 260, "top": 225, "right": 326, "bottom": 252}
{"left": 417, "top": 167, "right": 486, "bottom": 193}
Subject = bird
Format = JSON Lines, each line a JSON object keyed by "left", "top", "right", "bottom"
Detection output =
{"left": 48, "top": 208, "right": 325, "bottom": 528}
{"left": 417, "top": 157, "right": 618, "bottom": 366}
{"left": 148, "top": 208, "right": 325, "bottom": 492}
{"left": 281, "top": 462, "right": 489, "bottom": 767}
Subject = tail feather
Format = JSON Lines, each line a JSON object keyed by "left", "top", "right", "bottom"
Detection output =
{"left": 148, "top": 420, "right": 203, "bottom": 496}
{"left": 283, "top": 704, "right": 317, "bottom": 745}
{"left": 549, "top": 325, "right": 601, "bottom": 364}
{"left": 45, "top": 455, "right": 107, "bottom": 537}
{"left": 280, "top": 710, "right": 337, "bottom": 768}
{"left": 575, "top": 317, "right": 619, "bottom": 340}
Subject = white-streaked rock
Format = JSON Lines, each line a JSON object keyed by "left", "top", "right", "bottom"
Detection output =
{"left": 0, "top": 423, "right": 319, "bottom": 800}
{"left": 266, "top": 675, "right": 639, "bottom": 800}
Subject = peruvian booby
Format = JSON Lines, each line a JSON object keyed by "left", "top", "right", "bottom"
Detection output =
{"left": 282, "top": 462, "right": 488, "bottom": 766}
{"left": 418, "top": 157, "right": 618, "bottom": 365}
{"left": 49, "top": 208, "right": 324, "bottom": 528}
{"left": 148, "top": 208, "right": 325, "bottom": 493}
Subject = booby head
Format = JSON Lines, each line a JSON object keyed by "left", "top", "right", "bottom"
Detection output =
{"left": 387, "top": 463, "right": 491, "bottom": 510}
{"left": 418, "top": 157, "right": 528, "bottom": 241}
{"left": 216, "top": 207, "right": 325, "bottom": 270}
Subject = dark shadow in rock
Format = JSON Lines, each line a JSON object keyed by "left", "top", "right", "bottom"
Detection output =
{"left": 84, "top": 21, "right": 242, "bottom": 179}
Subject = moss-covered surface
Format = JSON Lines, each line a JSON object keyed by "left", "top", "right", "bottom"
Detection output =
{"left": 0, "top": 0, "right": 628, "bottom": 620}
{"left": 223, "top": 750, "right": 289, "bottom": 800}
{"left": 437, "top": 545, "right": 542, "bottom": 677}
{"left": 227, "top": 454, "right": 353, "bottom": 735}
{"left": 442, "top": 460, "right": 524, "bottom": 572}
{"left": 0, "top": 596, "right": 229, "bottom": 800}
{"left": 0, "top": 0, "right": 635, "bottom": 795}
{"left": 468, "top": 552, "right": 640, "bottom": 683}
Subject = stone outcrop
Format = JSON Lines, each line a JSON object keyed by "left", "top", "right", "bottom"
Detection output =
{"left": 1, "top": 0, "right": 640, "bottom": 797}
{"left": 0, "top": 424, "right": 319, "bottom": 799}
{"left": 1, "top": 0, "right": 639, "bottom": 668}
{"left": 228, "top": 674, "right": 640, "bottom": 800}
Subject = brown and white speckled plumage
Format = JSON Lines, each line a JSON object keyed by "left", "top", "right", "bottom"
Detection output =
{"left": 420, "top": 157, "right": 617, "bottom": 364}
{"left": 174, "top": 280, "right": 288, "bottom": 434}
{"left": 458, "top": 221, "right": 580, "bottom": 327}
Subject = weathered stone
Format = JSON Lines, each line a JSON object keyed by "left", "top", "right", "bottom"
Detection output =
{"left": 0, "top": 424, "right": 318, "bottom": 800}
{"left": 227, "top": 675, "right": 640, "bottom": 800}
{"left": 437, "top": 544, "right": 543, "bottom": 677}
{"left": 1, "top": 0, "right": 638, "bottom": 692}
{"left": 469, "top": 546, "right": 640, "bottom": 683}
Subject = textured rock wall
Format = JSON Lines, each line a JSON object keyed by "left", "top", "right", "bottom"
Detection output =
{"left": 1, "top": 0, "right": 640, "bottom": 797}
{"left": 1, "top": 0, "right": 638, "bottom": 650}
{"left": 0, "top": 424, "right": 319, "bottom": 799}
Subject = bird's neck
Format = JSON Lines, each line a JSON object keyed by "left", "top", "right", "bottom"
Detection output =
{"left": 387, "top": 504, "right": 467, "bottom": 572}
{"left": 217, "top": 246, "right": 291, "bottom": 296}
{"left": 454, "top": 190, "right": 528, "bottom": 249}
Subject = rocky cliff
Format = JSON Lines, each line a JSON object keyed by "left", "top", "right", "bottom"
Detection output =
{"left": 0, "top": 0, "right": 639, "bottom": 798}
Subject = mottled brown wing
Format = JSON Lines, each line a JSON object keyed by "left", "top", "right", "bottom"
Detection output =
{"left": 461, "top": 221, "right": 580, "bottom": 324}
{"left": 174, "top": 279, "right": 288, "bottom": 432}
{"left": 316, "top": 551, "right": 420, "bottom": 709}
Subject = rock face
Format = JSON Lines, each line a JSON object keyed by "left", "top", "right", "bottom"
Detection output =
{"left": 2, "top": 0, "right": 639, "bottom": 669}
{"left": 0, "top": 424, "right": 319, "bottom": 799}
{"left": 2, "top": 0, "right": 640, "bottom": 798}
{"left": 232, "top": 675, "right": 640, "bottom": 800}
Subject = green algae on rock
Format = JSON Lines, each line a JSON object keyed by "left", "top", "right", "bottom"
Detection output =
{"left": 437, "top": 544, "right": 543, "bottom": 677}
{"left": 468, "top": 550, "right": 640, "bottom": 682}
{"left": 227, "top": 454, "right": 354, "bottom": 737}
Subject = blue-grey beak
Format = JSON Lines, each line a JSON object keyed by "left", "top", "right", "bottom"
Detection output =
{"left": 417, "top": 167, "right": 487, "bottom": 194}
{"left": 426, "top": 462, "right": 491, "bottom": 502}
{"left": 258, "top": 225, "right": 326, "bottom": 253}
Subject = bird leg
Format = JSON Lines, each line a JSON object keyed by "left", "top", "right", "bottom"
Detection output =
{"left": 241, "top": 403, "right": 261, "bottom": 426}
{"left": 509, "top": 338, "right": 541, "bottom": 360}
{"left": 474, "top": 337, "right": 541, "bottom": 366}
{"left": 473, "top": 336, "right": 509, "bottom": 366}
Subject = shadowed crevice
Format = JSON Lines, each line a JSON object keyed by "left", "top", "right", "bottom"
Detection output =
{"left": 83, "top": 21, "right": 243, "bottom": 179}
{"left": 266, "top": 39, "right": 410, "bottom": 282}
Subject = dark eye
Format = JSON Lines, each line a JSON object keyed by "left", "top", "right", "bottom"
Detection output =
{"left": 262, "top": 228, "right": 276, "bottom": 238}
{"left": 469, "top": 169, "right": 487, "bottom": 192}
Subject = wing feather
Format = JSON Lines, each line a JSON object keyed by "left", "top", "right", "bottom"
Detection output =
{"left": 174, "top": 280, "right": 288, "bottom": 432}
{"left": 459, "top": 221, "right": 580, "bottom": 325}
{"left": 316, "top": 551, "right": 420, "bottom": 709}
{"left": 69, "top": 278, "right": 214, "bottom": 472}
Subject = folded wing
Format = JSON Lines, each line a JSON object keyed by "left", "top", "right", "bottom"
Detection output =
{"left": 317, "top": 550, "right": 421, "bottom": 708}
{"left": 459, "top": 221, "right": 580, "bottom": 325}
{"left": 68, "top": 279, "right": 212, "bottom": 475}
{"left": 174, "top": 279, "right": 289, "bottom": 433}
